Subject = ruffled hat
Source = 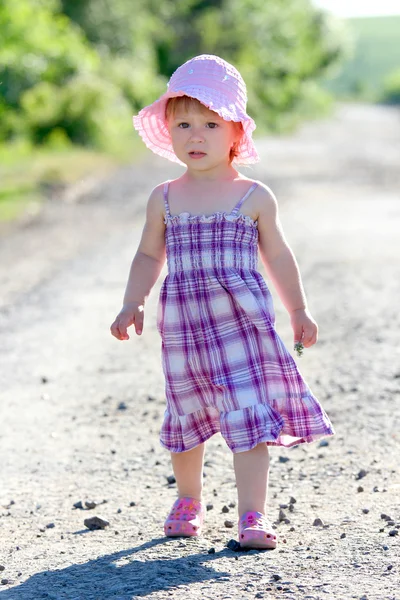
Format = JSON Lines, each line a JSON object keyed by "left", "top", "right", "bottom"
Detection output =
{"left": 133, "top": 54, "right": 259, "bottom": 165}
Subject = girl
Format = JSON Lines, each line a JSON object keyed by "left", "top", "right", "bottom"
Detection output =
{"left": 110, "top": 54, "right": 334, "bottom": 550}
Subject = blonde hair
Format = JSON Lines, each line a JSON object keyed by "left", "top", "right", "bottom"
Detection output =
{"left": 165, "top": 96, "right": 244, "bottom": 163}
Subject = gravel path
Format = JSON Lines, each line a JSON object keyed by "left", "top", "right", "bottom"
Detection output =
{"left": 0, "top": 103, "right": 399, "bottom": 600}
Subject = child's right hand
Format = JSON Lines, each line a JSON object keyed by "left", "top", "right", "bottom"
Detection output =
{"left": 110, "top": 302, "right": 144, "bottom": 340}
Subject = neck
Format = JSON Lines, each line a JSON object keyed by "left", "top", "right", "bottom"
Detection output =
{"left": 183, "top": 164, "right": 239, "bottom": 183}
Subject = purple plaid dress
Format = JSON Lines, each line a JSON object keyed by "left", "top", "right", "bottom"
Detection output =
{"left": 157, "top": 180, "right": 334, "bottom": 453}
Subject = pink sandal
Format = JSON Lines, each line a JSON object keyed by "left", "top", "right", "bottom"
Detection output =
{"left": 239, "top": 511, "right": 277, "bottom": 549}
{"left": 164, "top": 497, "right": 204, "bottom": 537}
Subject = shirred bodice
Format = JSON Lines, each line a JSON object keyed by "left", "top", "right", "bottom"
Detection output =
{"left": 164, "top": 213, "right": 258, "bottom": 273}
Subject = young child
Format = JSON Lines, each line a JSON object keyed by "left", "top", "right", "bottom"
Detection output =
{"left": 110, "top": 54, "right": 334, "bottom": 550}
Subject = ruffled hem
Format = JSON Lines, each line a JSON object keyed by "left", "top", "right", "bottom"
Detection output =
{"left": 159, "top": 397, "right": 335, "bottom": 454}
{"left": 164, "top": 211, "right": 258, "bottom": 228}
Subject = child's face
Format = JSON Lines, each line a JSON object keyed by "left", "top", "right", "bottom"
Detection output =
{"left": 167, "top": 101, "right": 241, "bottom": 170}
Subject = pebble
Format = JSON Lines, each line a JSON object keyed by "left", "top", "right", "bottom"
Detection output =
{"left": 357, "top": 486, "right": 364, "bottom": 493}
{"left": 313, "top": 518, "right": 324, "bottom": 527}
{"left": 224, "top": 520, "right": 234, "bottom": 528}
{"left": 229, "top": 501, "right": 236, "bottom": 508}
{"left": 388, "top": 530, "right": 398, "bottom": 537}
{"left": 279, "top": 456, "right": 290, "bottom": 463}
{"left": 356, "top": 469, "right": 368, "bottom": 480}
{"left": 226, "top": 539, "right": 241, "bottom": 552}
{"left": 362, "top": 508, "right": 369, "bottom": 514}
{"left": 117, "top": 401, "right": 127, "bottom": 410}
{"left": 129, "top": 501, "right": 136, "bottom": 507}
{"left": 46, "top": 522, "right": 55, "bottom": 529}
{"left": 318, "top": 439, "right": 329, "bottom": 447}
{"left": 206, "top": 503, "right": 214, "bottom": 511}
{"left": 222, "top": 505, "right": 230, "bottom": 513}
{"left": 85, "top": 501, "right": 97, "bottom": 509}
{"left": 166, "top": 475, "right": 176, "bottom": 484}
{"left": 207, "top": 547, "right": 216, "bottom": 554}
{"left": 381, "top": 513, "right": 392, "bottom": 521}
{"left": 279, "top": 509, "right": 287, "bottom": 522}
{"left": 1, "top": 579, "right": 10, "bottom": 585}
{"left": 84, "top": 516, "right": 110, "bottom": 530}
{"left": 271, "top": 573, "right": 282, "bottom": 581}
{"left": 289, "top": 497, "right": 297, "bottom": 504}
{"left": 0, "top": 566, "right": 4, "bottom": 572}
{"left": 340, "top": 533, "right": 346, "bottom": 539}
{"left": 73, "top": 501, "right": 84, "bottom": 509}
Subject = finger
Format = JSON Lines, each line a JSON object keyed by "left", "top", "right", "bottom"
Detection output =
{"left": 134, "top": 309, "right": 145, "bottom": 335}
{"left": 293, "top": 327, "right": 304, "bottom": 344}
{"left": 303, "top": 328, "right": 317, "bottom": 347}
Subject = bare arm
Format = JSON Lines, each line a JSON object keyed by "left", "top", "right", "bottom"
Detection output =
{"left": 110, "top": 184, "right": 166, "bottom": 339}
{"left": 256, "top": 184, "right": 317, "bottom": 347}
{"left": 257, "top": 185, "right": 306, "bottom": 313}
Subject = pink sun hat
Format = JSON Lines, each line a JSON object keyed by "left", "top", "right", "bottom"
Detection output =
{"left": 133, "top": 54, "right": 259, "bottom": 166}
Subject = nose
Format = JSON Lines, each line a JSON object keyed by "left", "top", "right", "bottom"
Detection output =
{"left": 188, "top": 127, "right": 205, "bottom": 143}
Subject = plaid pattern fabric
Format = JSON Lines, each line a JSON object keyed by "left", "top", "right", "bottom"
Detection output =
{"left": 157, "top": 181, "right": 334, "bottom": 453}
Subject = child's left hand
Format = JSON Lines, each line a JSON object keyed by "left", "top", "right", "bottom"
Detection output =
{"left": 290, "top": 308, "right": 318, "bottom": 349}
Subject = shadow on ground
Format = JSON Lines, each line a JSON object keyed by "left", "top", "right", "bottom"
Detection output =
{"left": 0, "top": 537, "right": 233, "bottom": 599}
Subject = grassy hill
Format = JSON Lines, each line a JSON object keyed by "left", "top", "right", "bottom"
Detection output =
{"left": 322, "top": 16, "right": 400, "bottom": 101}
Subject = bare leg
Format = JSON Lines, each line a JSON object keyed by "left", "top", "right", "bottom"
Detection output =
{"left": 233, "top": 442, "right": 270, "bottom": 515}
{"left": 170, "top": 443, "right": 205, "bottom": 501}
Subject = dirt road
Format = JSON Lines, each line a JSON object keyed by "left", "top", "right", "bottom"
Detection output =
{"left": 0, "top": 103, "right": 399, "bottom": 600}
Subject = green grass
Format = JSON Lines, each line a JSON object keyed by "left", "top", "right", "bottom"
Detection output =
{"left": 322, "top": 16, "right": 400, "bottom": 101}
{"left": 0, "top": 139, "right": 144, "bottom": 223}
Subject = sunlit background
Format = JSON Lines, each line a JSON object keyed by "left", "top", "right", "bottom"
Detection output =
{"left": 1, "top": 0, "right": 399, "bottom": 223}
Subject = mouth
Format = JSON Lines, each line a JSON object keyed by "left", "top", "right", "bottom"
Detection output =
{"left": 188, "top": 151, "right": 207, "bottom": 158}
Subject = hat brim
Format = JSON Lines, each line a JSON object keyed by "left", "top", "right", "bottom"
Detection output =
{"left": 133, "top": 88, "right": 259, "bottom": 166}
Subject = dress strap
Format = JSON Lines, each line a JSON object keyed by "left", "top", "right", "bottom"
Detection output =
{"left": 231, "top": 182, "right": 259, "bottom": 215}
{"left": 163, "top": 180, "right": 171, "bottom": 217}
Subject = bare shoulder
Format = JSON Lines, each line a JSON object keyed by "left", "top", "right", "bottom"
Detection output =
{"left": 247, "top": 180, "right": 278, "bottom": 219}
{"left": 146, "top": 182, "right": 167, "bottom": 219}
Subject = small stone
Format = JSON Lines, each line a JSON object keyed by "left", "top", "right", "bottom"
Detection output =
{"left": 381, "top": 513, "right": 391, "bottom": 521}
{"left": 117, "top": 401, "right": 127, "bottom": 410}
{"left": 289, "top": 497, "right": 297, "bottom": 504}
{"left": 279, "top": 509, "right": 287, "bottom": 522}
{"left": 227, "top": 539, "right": 241, "bottom": 551}
{"left": 45, "top": 523, "right": 55, "bottom": 529}
{"left": 73, "top": 501, "right": 84, "bottom": 509}
{"left": 85, "top": 500, "right": 97, "bottom": 510}
{"left": 0, "top": 566, "right": 4, "bottom": 572}
{"left": 279, "top": 456, "right": 290, "bottom": 463}
{"left": 41, "top": 376, "right": 48, "bottom": 384}
{"left": 117, "top": 508, "right": 122, "bottom": 514}
{"left": 318, "top": 439, "right": 329, "bottom": 447}
{"left": 272, "top": 573, "right": 282, "bottom": 581}
{"left": 356, "top": 469, "right": 368, "bottom": 480}
{"left": 388, "top": 529, "right": 398, "bottom": 537}
{"left": 279, "top": 504, "right": 289, "bottom": 509}
{"left": 84, "top": 516, "right": 110, "bottom": 530}
{"left": 362, "top": 508, "right": 369, "bottom": 514}
{"left": 289, "top": 527, "right": 295, "bottom": 532}
{"left": 129, "top": 501, "right": 136, "bottom": 507}
{"left": 313, "top": 518, "right": 324, "bottom": 527}
{"left": 206, "top": 503, "right": 214, "bottom": 511}
{"left": 1, "top": 579, "right": 10, "bottom": 585}
{"left": 382, "top": 545, "right": 389, "bottom": 550}
{"left": 340, "top": 533, "right": 346, "bottom": 539}
{"left": 357, "top": 486, "right": 364, "bottom": 493}
{"left": 229, "top": 501, "right": 236, "bottom": 508}
{"left": 207, "top": 547, "right": 216, "bottom": 554}
{"left": 222, "top": 505, "right": 230, "bottom": 513}
{"left": 166, "top": 475, "right": 176, "bottom": 484}
{"left": 387, "top": 565, "right": 393, "bottom": 570}
{"left": 224, "top": 520, "right": 234, "bottom": 528}
{"left": 110, "top": 449, "right": 116, "bottom": 455}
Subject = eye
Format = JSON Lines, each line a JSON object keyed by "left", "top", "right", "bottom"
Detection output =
{"left": 178, "top": 122, "right": 190, "bottom": 128}
{"left": 206, "top": 122, "right": 218, "bottom": 129}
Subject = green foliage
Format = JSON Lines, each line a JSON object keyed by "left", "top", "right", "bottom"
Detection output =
{"left": 322, "top": 16, "right": 400, "bottom": 101}
{"left": 0, "top": 0, "right": 348, "bottom": 151}
{"left": 381, "top": 69, "right": 400, "bottom": 104}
